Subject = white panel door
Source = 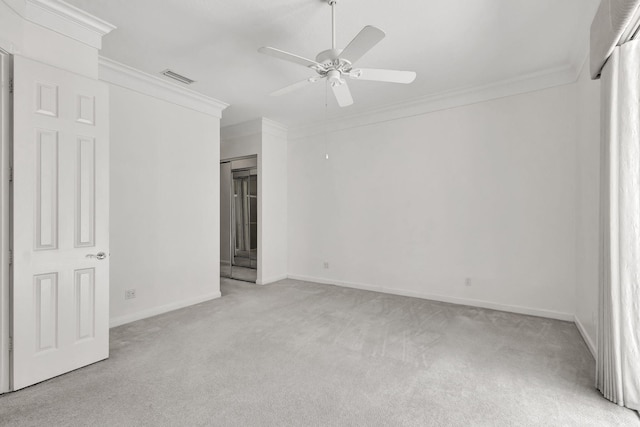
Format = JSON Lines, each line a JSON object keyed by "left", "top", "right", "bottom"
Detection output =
{"left": 12, "top": 55, "right": 109, "bottom": 390}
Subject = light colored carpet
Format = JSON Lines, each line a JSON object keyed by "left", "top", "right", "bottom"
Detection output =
{"left": 230, "top": 265, "right": 257, "bottom": 283}
{"left": 1, "top": 278, "right": 638, "bottom": 426}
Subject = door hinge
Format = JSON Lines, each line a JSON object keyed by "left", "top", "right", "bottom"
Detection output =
{"left": 8, "top": 166, "right": 12, "bottom": 183}
{"left": 8, "top": 78, "right": 13, "bottom": 94}
{"left": 8, "top": 337, "right": 12, "bottom": 352}
{"left": 8, "top": 249, "right": 12, "bottom": 265}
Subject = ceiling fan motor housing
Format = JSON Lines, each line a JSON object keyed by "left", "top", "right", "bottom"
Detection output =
{"left": 315, "top": 49, "right": 352, "bottom": 78}
{"left": 316, "top": 48, "right": 341, "bottom": 63}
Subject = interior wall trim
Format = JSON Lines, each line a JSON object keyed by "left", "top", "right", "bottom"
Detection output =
{"left": 109, "top": 291, "right": 222, "bottom": 328}
{"left": 287, "top": 274, "right": 575, "bottom": 322}
{"left": 0, "top": 38, "right": 17, "bottom": 55}
{"left": 2, "top": 0, "right": 116, "bottom": 49}
{"left": 262, "top": 118, "right": 288, "bottom": 139}
{"left": 0, "top": 49, "right": 11, "bottom": 395}
{"left": 257, "top": 274, "right": 288, "bottom": 286}
{"left": 99, "top": 57, "right": 229, "bottom": 118}
{"left": 574, "top": 314, "right": 597, "bottom": 359}
{"left": 221, "top": 118, "right": 287, "bottom": 141}
{"left": 221, "top": 118, "right": 264, "bottom": 140}
{"left": 289, "top": 63, "right": 580, "bottom": 140}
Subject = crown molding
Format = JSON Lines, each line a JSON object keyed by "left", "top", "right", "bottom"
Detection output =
{"left": 289, "top": 63, "right": 580, "bottom": 140}
{"left": 99, "top": 56, "right": 229, "bottom": 118}
{"left": 221, "top": 118, "right": 288, "bottom": 141}
{"left": 262, "top": 118, "right": 288, "bottom": 139}
{"left": 0, "top": 38, "right": 18, "bottom": 55}
{"left": 3, "top": 0, "right": 116, "bottom": 49}
{"left": 566, "top": 2, "right": 598, "bottom": 80}
{"left": 221, "top": 119, "right": 263, "bottom": 141}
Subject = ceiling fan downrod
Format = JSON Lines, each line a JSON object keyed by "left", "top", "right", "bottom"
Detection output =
{"left": 328, "top": 0, "right": 337, "bottom": 49}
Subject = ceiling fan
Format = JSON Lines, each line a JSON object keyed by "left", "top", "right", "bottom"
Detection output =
{"left": 258, "top": 0, "right": 416, "bottom": 107}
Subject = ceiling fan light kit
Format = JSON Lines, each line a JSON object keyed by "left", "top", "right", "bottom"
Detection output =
{"left": 258, "top": 0, "right": 417, "bottom": 107}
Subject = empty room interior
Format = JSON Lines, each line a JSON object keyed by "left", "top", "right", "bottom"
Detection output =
{"left": 1, "top": 0, "right": 640, "bottom": 425}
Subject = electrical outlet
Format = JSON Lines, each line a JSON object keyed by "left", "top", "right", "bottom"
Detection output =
{"left": 465, "top": 277, "right": 472, "bottom": 287}
{"left": 323, "top": 262, "right": 329, "bottom": 269}
{"left": 125, "top": 289, "right": 136, "bottom": 300}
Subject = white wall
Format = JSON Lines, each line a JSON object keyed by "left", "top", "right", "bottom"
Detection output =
{"left": 0, "top": 1, "right": 23, "bottom": 53}
{"left": 575, "top": 61, "right": 601, "bottom": 355}
{"left": 288, "top": 84, "right": 581, "bottom": 320}
{"left": 0, "top": 1, "right": 98, "bottom": 78}
{"left": 109, "top": 84, "right": 221, "bottom": 326}
{"left": 260, "top": 124, "right": 288, "bottom": 283}
{"left": 221, "top": 118, "right": 288, "bottom": 285}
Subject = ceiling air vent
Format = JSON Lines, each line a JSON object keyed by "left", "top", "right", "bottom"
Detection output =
{"left": 160, "top": 69, "right": 195, "bottom": 85}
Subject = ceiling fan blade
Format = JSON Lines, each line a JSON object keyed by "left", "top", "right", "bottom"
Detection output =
{"left": 258, "top": 46, "right": 321, "bottom": 69}
{"left": 270, "top": 77, "right": 322, "bottom": 96}
{"left": 331, "top": 80, "right": 354, "bottom": 107}
{"left": 351, "top": 68, "right": 417, "bottom": 84}
{"left": 338, "top": 25, "right": 385, "bottom": 64}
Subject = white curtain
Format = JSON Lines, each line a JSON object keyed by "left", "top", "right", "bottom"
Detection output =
{"left": 590, "top": 0, "right": 640, "bottom": 78}
{"left": 598, "top": 38, "right": 640, "bottom": 411}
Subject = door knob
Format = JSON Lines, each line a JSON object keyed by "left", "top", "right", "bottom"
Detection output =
{"left": 86, "top": 251, "right": 107, "bottom": 260}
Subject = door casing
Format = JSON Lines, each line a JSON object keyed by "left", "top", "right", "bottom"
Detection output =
{"left": 0, "top": 48, "right": 13, "bottom": 394}
{"left": 220, "top": 155, "right": 258, "bottom": 282}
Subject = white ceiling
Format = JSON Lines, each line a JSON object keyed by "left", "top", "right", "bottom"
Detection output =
{"left": 65, "top": 0, "right": 599, "bottom": 127}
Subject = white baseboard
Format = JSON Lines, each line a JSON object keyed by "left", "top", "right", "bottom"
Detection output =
{"left": 257, "top": 274, "right": 288, "bottom": 285}
{"left": 287, "top": 274, "right": 574, "bottom": 322}
{"left": 109, "top": 291, "right": 222, "bottom": 328}
{"left": 574, "top": 315, "right": 596, "bottom": 359}
{"left": 108, "top": 276, "right": 596, "bottom": 360}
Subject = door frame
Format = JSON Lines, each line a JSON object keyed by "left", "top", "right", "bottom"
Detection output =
{"left": 221, "top": 155, "right": 259, "bottom": 283}
{"left": 0, "top": 47, "right": 13, "bottom": 394}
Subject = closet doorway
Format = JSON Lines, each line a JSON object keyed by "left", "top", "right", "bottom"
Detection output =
{"left": 220, "top": 157, "right": 257, "bottom": 283}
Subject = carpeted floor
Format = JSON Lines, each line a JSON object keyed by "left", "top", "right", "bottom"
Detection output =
{"left": 1, "top": 278, "right": 638, "bottom": 426}
{"left": 230, "top": 265, "right": 257, "bottom": 283}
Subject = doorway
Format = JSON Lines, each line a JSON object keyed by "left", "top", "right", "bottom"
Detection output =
{"left": 220, "top": 157, "right": 258, "bottom": 283}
